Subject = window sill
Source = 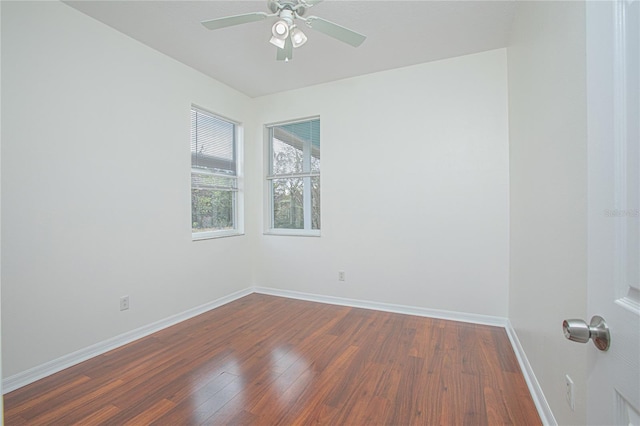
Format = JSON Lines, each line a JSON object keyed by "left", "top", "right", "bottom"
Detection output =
{"left": 192, "top": 230, "right": 244, "bottom": 241}
{"left": 264, "top": 229, "right": 321, "bottom": 237}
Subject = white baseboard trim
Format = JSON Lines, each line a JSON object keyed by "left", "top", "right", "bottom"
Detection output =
{"left": 2, "top": 288, "right": 253, "bottom": 394}
{"left": 505, "top": 320, "right": 557, "bottom": 426}
{"left": 4, "top": 285, "right": 555, "bottom": 426}
{"left": 253, "top": 286, "right": 508, "bottom": 327}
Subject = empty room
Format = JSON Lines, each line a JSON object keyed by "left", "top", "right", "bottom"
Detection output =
{"left": 1, "top": 0, "right": 639, "bottom": 425}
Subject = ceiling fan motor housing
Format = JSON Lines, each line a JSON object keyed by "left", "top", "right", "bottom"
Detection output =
{"left": 268, "top": 0, "right": 307, "bottom": 17}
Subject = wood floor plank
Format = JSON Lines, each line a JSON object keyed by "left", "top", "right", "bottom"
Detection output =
{"left": 150, "top": 372, "right": 239, "bottom": 425}
{"left": 275, "top": 344, "right": 361, "bottom": 424}
{"left": 249, "top": 365, "right": 312, "bottom": 421}
{"left": 327, "top": 362, "right": 390, "bottom": 425}
{"left": 4, "top": 293, "right": 542, "bottom": 425}
{"left": 3, "top": 375, "right": 91, "bottom": 418}
{"left": 122, "top": 398, "right": 176, "bottom": 426}
{"left": 23, "top": 379, "right": 125, "bottom": 425}
{"left": 70, "top": 403, "right": 120, "bottom": 426}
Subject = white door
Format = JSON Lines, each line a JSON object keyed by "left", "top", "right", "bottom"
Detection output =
{"left": 587, "top": 0, "right": 640, "bottom": 424}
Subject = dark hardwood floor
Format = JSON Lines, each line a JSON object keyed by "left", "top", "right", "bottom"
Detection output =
{"left": 4, "top": 293, "right": 541, "bottom": 425}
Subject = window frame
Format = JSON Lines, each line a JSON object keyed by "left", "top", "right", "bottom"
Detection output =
{"left": 265, "top": 116, "right": 320, "bottom": 237}
{"left": 191, "top": 105, "right": 244, "bottom": 241}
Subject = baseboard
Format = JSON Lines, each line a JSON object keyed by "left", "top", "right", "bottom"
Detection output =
{"left": 253, "top": 286, "right": 508, "bottom": 327}
{"left": 2, "top": 288, "right": 253, "bottom": 394}
{"left": 505, "top": 320, "right": 557, "bottom": 425}
{"left": 4, "top": 285, "right": 555, "bottom": 426}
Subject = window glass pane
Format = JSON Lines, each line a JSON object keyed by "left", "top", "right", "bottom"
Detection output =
{"left": 272, "top": 136, "right": 303, "bottom": 175}
{"left": 267, "top": 118, "right": 319, "bottom": 233}
{"left": 191, "top": 109, "right": 235, "bottom": 175}
{"left": 272, "top": 177, "right": 304, "bottom": 229}
{"left": 191, "top": 106, "right": 240, "bottom": 238}
{"left": 192, "top": 188, "right": 234, "bottom": 232}
{"left": 311, "top": 146, "right": 320, "bottom": 173}
{"left": 271, "top": 119, "right": 319, "bottom": 175}
{"left": 311, "top": 176, "right": 321, "bottom": 230}
{"left": 191, "top": 173, "right": 237, "bottom": 191}
{"left": 279, "top": 120, "right": 319, "bottom": 145}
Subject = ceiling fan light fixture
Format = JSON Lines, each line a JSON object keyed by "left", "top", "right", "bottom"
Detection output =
{"left": 269, "top": 36, "right": 287, "bottom": 49}
{"left": 271, "top": 20, "right": 289, "bottom": 39}
{"left": 290, "top": 27, "right": 308, "bottom": 48}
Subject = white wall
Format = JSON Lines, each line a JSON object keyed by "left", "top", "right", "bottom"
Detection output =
{"left": 508, "top": 2, "right": 588, "bottom": 425}
{"left": 1, "top": 1, "right": 254, "bottom": 377}
{"left": 1, "top": 0, "right": 512, "bottom": 393}
{"left": 1, "top": 1, "right": 510, "bottom": 384}
{"left": 251, "top": 49, "right": 510, "bottom": 318}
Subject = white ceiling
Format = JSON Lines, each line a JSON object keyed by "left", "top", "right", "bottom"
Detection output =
{"left": 64, "top": 0, "right": 518, "bottom": 98}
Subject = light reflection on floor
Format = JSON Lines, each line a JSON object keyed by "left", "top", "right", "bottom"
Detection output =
{"left": 263, "top": 345, "right": 315, "bottom": 420}
{"left": 189, "top": 357, "right": 245, "bottom": 423}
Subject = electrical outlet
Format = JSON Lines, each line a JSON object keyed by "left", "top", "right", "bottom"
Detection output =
{"left": 338, "top": 271, "right": 345, "bottom": 282}
{"left": 565, "top": 374, "right": 574, "bottom": 411}
{"left": 120, "top": 295, "right": 130, "bottom": 311}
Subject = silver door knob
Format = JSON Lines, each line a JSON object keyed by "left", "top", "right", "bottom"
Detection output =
{"left": 562, "top": 315, "right": 611, "bottom": 351}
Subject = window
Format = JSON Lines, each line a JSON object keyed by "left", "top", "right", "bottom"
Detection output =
{"left": 266, "top": 118, "right": 320, "bottom": 235}
{"left": 191, "top": 106, "right": 241, "bottom": 239}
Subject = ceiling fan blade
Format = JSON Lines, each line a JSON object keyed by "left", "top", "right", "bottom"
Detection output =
{"left": 201, "top": 12, "right": 268, "bottom": 30}
{"left": 305, "top": 16, "right": 366, "bottom": 47}
{"left": 276, "top": 37, "right": 293, "bottom": 61}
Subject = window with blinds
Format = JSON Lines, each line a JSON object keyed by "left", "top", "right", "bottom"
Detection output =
{"left": 191, "top": 106, "right": 240, "bottom": 239}
{"left": 267, "top": 117, "right": 320, "bottom": 235}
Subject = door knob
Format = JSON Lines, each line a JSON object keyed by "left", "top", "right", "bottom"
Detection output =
{"left": 562, "top": 315, "right": 610, "bottom": 351}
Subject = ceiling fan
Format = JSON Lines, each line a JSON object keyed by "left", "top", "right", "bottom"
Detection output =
{"left": 201, "top": 0, "right": 367, "bottom": 61}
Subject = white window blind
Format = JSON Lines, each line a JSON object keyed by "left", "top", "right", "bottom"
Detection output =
{"left": 191, "top": 107, "right": 236, "bottom": 176}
